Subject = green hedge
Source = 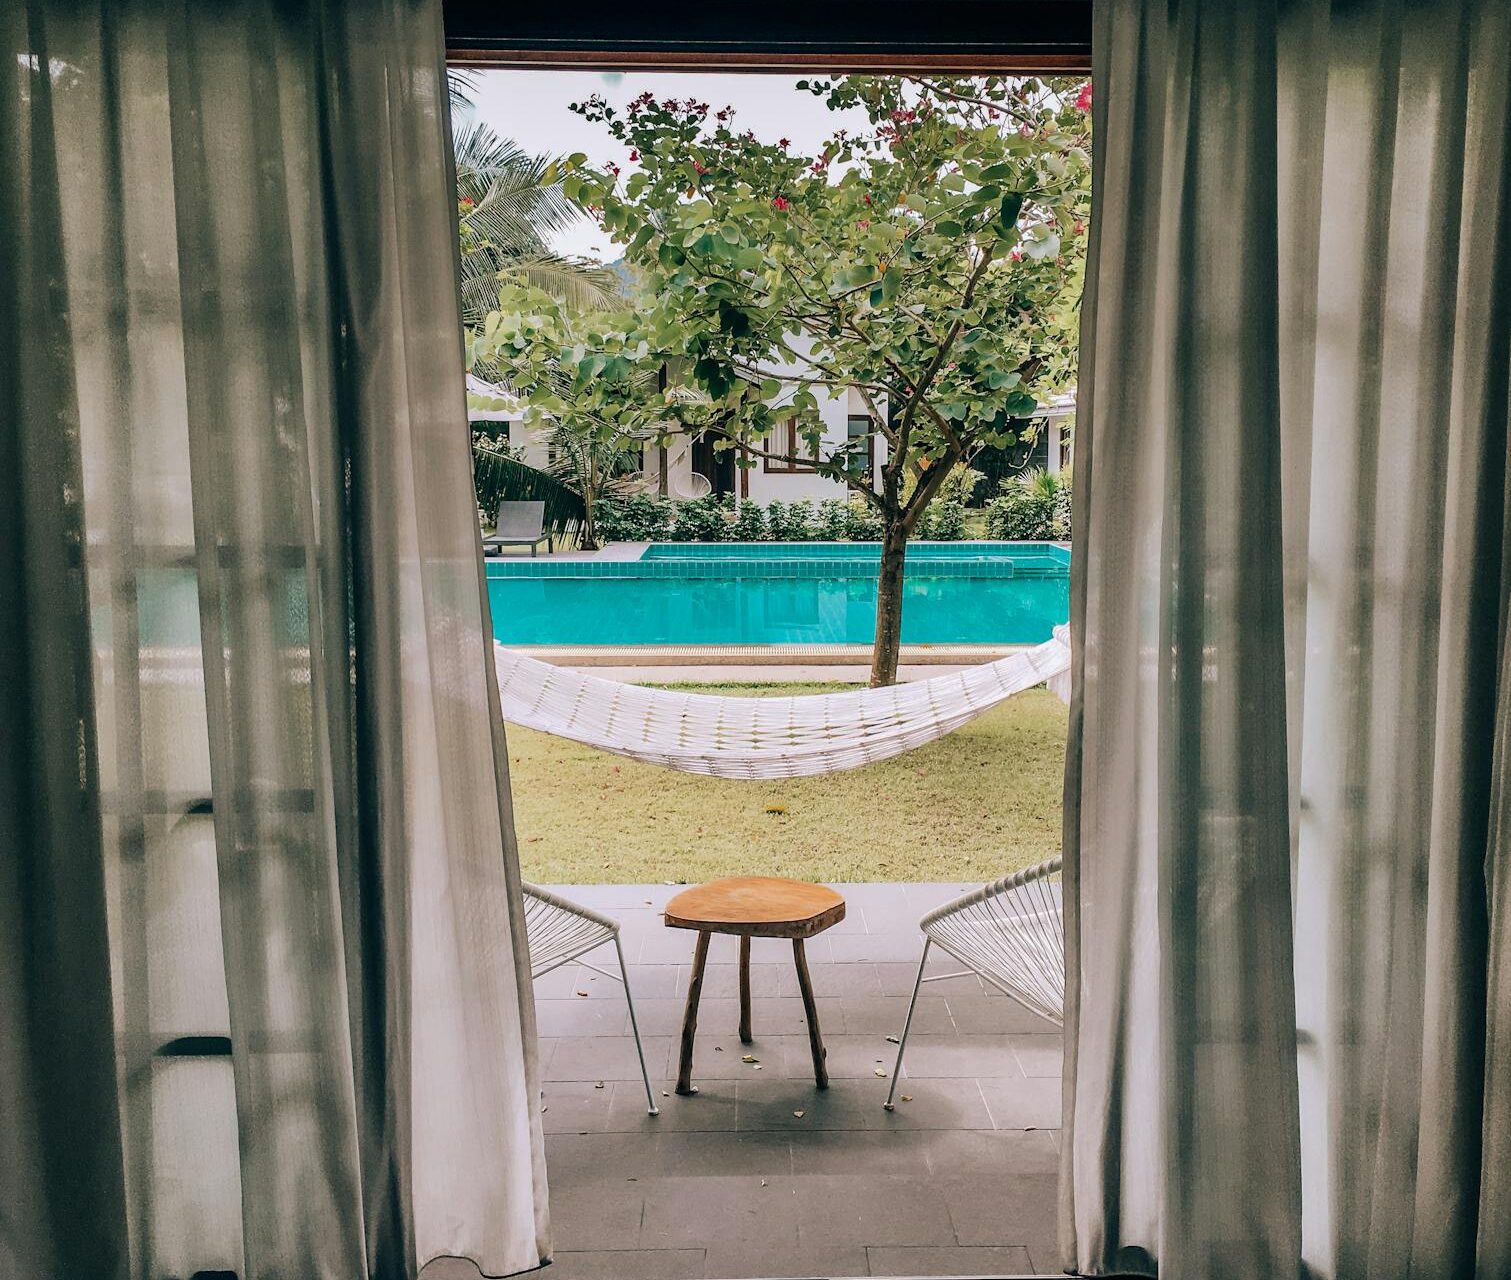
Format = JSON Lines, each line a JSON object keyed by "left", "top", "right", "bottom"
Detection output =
{"left": 472, "top": 446, "right": 585, "bottom": 543}
{"left": 592, "top": 493, "right": 974, "bottom": 543}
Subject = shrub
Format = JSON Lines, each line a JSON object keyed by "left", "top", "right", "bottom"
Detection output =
{"left": 594, "top": 493, "right": 673, "bottom": 542}
{"left": 729, "top": 499, "right": 766, "bottom": 541}
{"left": 982, "top": 467, "right": 1070, "bottom": 540}
{"left": 843, "top": 499, "right": 884, "bottom": 541}
{"left": 766, "top": 499, "right": 816, "bottom": 541}
{"left": 940, "top": 466, "right": 987, "bottom": 507}
{"left": 1051, "top": 472, "right": 1073, "bottom": 539}
{"left": 982, "top": 486, "right": 1056, "bottom": 539}
{"left": 916, "top": 498, "right": 968, "bottom": 541}
{"left": 815, "top": 498, "right": 850, "bottom": 541}
{"left": 670, "top": 494, "right": 732, "bottom": 542}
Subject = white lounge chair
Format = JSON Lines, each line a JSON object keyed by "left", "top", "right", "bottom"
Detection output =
{"left": 523, "top": 882, "right": 659, "bottom": 1115}
{"left": 884, "top": 856, "right": 1063, "bottom": 1110}
{"left": 483, "top": 500, "right": 550, "bottom": 557}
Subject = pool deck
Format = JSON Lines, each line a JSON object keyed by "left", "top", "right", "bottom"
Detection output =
{"left": 531, "top": 663, "right": 987, "bottom": 684}
{"left": 487, "top": 542, "right": 650, "bottom": 561}
{"left": 515, "top": 643, "right": 1031, "bottom": 671}
{"left": 524, "top": 881, "right": 1063, "bottom": 1280}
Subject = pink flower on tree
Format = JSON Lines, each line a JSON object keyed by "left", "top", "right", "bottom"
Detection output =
{"left": 771, "top": 196, "right": 790, "bottom": 211}
{"left": 1009, "top": 247, "right": 1024, "bottom": 262}
{"left": 1075, "top": 82, "right": 1092, "bottom": 113}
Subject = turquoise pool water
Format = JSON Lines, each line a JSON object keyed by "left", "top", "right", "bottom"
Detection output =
{"left": 487, "top": 542, "right": 1069, "bottom": 646}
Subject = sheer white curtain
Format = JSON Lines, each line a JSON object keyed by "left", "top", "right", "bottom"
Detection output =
{"left": 1, "top": 2, "right": 549, "bottom": 1277}
{"left": 1063, "top": 2, "right": 1511, "bottom": 1277}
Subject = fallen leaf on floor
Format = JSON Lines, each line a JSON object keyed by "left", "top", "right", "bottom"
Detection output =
{"left": 593, "top": 1081, "right": 605, "bottom": 1090}
{"left": 526, "top": 836, "right": 542, "bottom": 843}
{"left": 874, "top": 1068, "right": 887, "bottom": 1077}
{"left": 764, "top": 803, "right": 787, "bottom": 815}
{"left": 792, "top": 1110, "right": 805, "bottom": 1118}
{"left": 741, "top": 1054, "right": 759, "bottom": 1063}
{"left": 900, "top": 1095, "right": 913, "bottom": 1103}
{"left": 575, "top": 991, "right": 588, "bottom": 997}
{"left": 760, "top": 1179, "right": 767, "bottom": 1187}
{"left": 714, "top": 1045, "right": 724, "bottom": 1052}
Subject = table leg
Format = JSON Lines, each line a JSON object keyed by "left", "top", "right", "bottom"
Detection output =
{"left": 676, "top": 931, "right": 711, "bottom": 1095}
{"left": 739, "top": 935, "right": 753, "bottom": 1045}
{"left": 792, "top": 937, "right": 828, "bottom": 1089}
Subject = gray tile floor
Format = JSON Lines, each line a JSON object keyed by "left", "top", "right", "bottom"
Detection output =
{"left": 532, "top": 882, "right": 1062, "bottom": 1280}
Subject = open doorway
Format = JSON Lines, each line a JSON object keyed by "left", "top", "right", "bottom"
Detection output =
{"left": 448, "top": 9, "right": 1088, "bottom": 1277}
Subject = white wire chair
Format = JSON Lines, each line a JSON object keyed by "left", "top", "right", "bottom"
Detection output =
{"left": 883, "top": 856, "right": 1063, "bottom": 1110}
{"left": 670, "top": 470, "right": 713, "bottom": 500}
{"left": 523, "top": 882, "right": 659, "bottom": 1115}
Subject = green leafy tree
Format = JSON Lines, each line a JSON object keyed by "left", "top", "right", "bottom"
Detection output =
{"left": 570, "top": 76, "right": 1090, "bottom": 684}
{"left": 477, "top": 76, "right": 1090, "bottom": 683}
{"left": 468, "top": 283, "right": 673, "bottom": 549}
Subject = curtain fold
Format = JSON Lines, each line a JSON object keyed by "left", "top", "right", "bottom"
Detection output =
{"left": 1065, "top": 2, "right": 1511, "bottom": 1277}
{"left": 1, "top": 2, "right": 549, "bottom": 1277}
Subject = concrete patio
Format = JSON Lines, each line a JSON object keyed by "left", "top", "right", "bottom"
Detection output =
{"left": 533, "top": 881, "right": 1063, "bottom": 1280}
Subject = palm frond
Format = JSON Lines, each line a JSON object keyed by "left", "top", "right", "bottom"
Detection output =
{"left": 472, "top": 446, "right": 585, "bottom": 539}
{"left": 470, "top": 157, "right": 582, "bottom": 240}
{"left": 499, "top": 256, "right": 624, "bottom": 312}
{"left": 453, "top": 114, "right": 621, "bottom": 315}
{"left": 448, "top": 68, "right": 480, "bottom": 114}
{"left": 454, "top": 121, "right": 576, "bottom": 233}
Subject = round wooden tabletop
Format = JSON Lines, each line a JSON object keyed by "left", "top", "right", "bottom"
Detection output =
{"left": 663, "top": 876, "right": 846, "bottom": 939}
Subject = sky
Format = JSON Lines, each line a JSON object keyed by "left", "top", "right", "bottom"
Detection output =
{"left": 463, "top": 71, "right": 868, "bottom": 261}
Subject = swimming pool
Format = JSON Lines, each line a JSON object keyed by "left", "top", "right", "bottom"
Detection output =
{"left": 486, "top": 541, "right": 1069, "bottom": 647}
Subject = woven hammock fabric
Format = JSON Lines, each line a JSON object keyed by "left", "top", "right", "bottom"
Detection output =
{"left": 493, "top": 626, "right": 1071, "bottom": 779}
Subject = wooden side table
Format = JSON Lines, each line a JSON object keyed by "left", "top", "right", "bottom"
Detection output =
{"left": 663, "top": 876, "right": 846, "bottom": 1095}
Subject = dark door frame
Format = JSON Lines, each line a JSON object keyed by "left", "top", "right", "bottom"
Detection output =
{"left": 442, "top": 1, "right": 1091, "bottom": 72}
{"left": 436, "top": 12, "right": 1100, "bottom": 1280}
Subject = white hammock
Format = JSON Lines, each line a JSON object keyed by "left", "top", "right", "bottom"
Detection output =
{"left": 493, "top": 626, "right": 1071, "bottom": 779}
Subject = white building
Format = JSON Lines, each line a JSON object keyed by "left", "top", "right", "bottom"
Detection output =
{"left": 470, "top": 372, "right": 1073, "bottom": 503}
{"left": 643, "top": 383, "right": 884, "bottom": 504}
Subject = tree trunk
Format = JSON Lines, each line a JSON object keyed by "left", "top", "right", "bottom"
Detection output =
{"left": 580, "top": 458, "right": 600, "bottom": 550}
{"left": 870, "top": 518, "right": 909, "bottom": 687}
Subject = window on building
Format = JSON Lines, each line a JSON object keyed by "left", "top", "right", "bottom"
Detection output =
{"left": 764, "top": 417, "right": 820, "bottom": 473}
{"left": 846, "top": 414, "right": 876, "bottom": 475}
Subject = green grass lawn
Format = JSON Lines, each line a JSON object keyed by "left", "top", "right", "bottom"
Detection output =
{"left": 508, "top": 682, "right": 1067, "bottom": 884}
